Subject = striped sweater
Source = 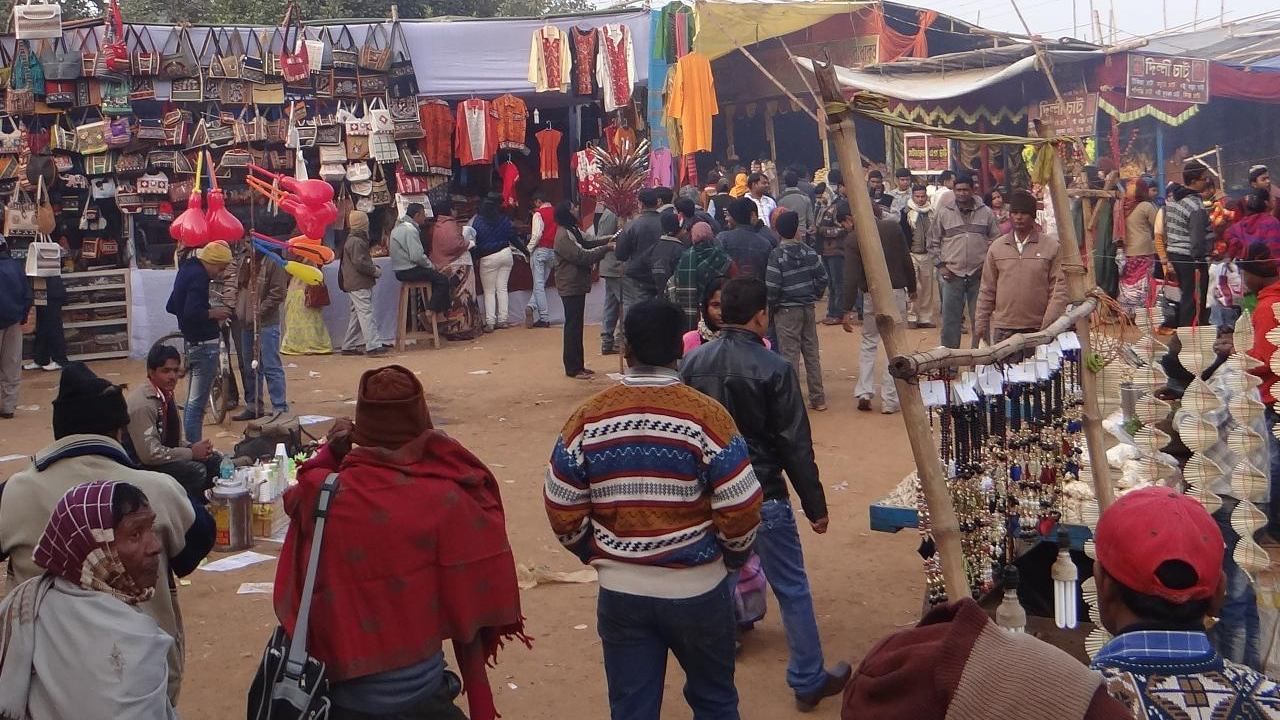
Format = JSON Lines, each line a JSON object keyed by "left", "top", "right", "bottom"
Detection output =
{"left": 544, "top": 366, "right": 762, "bottom": 598}
{"left": 766, "top": 239, "right": 828, "bottom": 308}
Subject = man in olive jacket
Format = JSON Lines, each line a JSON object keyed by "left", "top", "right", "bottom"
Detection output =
{"left": 339, "top": 211, "right": 386, "bottom": 356}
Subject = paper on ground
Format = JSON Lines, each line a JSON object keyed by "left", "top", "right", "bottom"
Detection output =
{"left": 296, "top": 415, "right": 334, "bottom": 426}
{"left": 199, "top": 550, "right": 276, "bottom": 572}
{"left": 0, "top": 454, "right": 27, "bottom": 463}
{"left": 516, "top": 563, "right": 597, "bottom": 590}
{"left": 237, "top": 582, "right": 274, "bottom": 594}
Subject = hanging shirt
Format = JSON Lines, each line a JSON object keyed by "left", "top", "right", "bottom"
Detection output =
{"left": 603, "top": 122, "right": 637, "bottom": 156}
{"left": 573, "top": 147, "right": 601, "bottom": 197}
{"left": 649, "top": 148, "right": 673, "bottom": 188}
{"left": 499, "top": 161, "right": 520, "bottom": 207}
{"left": 596, "top": 24, "right": 635, "bottom": 113}
{"left": 491, "top": 94, "right": 529, "bottom": 154}
{"left": 667, "top": 51, "right": 718, "bottom": 155}
{"left": 418, "top": 98, "right": 454, "bottom": 176}
{"left": 454, "top": 98, "right": 496, "bottom": 167}
{"left": 528, "top": 25, "right": 572, "bottom": 93}
{"left": 535, "top": 128, "right": 562, "bottom": 180}
{"left": 570, "top": 27, "right": 597, "bottom": 96}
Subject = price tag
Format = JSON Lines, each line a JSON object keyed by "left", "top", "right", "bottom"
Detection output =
{"left": 1035, "top": 344, "right": 1049, "bottom": 361}
{"left": 920, "top": 379, "right": 948, "bottom": 407}
{"left": 978, "top": 365, "right": 1005, "bottom": 395}
{"left": 1008, "top": 362, "right": 1034, "bottom": 384}
{"left": 1058, "top": 331, "right": 1081, "bottom": 351}
{"left": 1035, "top": 360, "right": 1051, "bottom": 381}
{"left": 953, "top": 378, "right": 980, "bottom": 404}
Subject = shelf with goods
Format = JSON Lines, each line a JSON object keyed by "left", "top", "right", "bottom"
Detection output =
{"left": 24, "top": 268, "right": 132, "bottom": 363}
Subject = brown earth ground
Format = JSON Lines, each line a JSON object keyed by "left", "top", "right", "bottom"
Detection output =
{"left": 0, "top": 320, "right": 954, "bottom": 719}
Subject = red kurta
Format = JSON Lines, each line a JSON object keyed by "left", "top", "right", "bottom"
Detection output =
{"left": 454, "top": 98, "right": 497, "bottom": 167}
{"left": 535, "top": 127, "right": 562, "bottom": 180}
{"left": 417, "top": 98, "right": 455, "bottom": 176}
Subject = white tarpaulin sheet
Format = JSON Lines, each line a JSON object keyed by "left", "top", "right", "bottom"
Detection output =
{"left": 793, "top": 47, "right": 1100, "bottom": 102}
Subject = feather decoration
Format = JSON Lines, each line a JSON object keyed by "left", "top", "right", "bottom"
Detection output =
{"left": 1231, "top": 461, "right": 1269, "bottom": 503}
{"left": 1177, "top": 414, "right": 1219, "bottom": 452}
{"left": 593, "top": 140, "right": 651, "bottom": 220}
{"left": 1235, "top": 310, "right": 1255, "bottom": 352}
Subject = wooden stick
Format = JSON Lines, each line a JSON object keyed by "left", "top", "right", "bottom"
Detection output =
{"left": 814, "top": 57, "right": 968, "bottom": 599}
{"left": 1010, "top": 0, "right": 1064, "bottom": 104}
{"left": 713, "top": 20, "right": 821, "bottom": 124}
{"left": 889, "top": 297, "right": 1099, "bottom": 377}
{"left": 1036, "top": 119, "right": 1115, "bottom": 510}
{"left": 1083, "top": 198, "right": 1097, "bottom": 287}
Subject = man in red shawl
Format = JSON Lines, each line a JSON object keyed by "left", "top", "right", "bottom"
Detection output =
{"left": 274, "top": 365, "right": 528, "bottom": 720}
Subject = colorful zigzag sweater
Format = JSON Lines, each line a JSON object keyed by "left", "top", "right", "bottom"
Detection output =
{"left": 544, "top": 366, "right": 762, "bottom": 598}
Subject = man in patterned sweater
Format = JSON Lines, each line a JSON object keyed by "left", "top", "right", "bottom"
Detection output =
{"left": 1090, "top": 487, "right": 1280, "bottom": 718}
{"left": 544, "top": 297, "right": 763, "bottom": 719}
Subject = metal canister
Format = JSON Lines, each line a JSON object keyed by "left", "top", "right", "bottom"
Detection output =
{"left": 210, "top": 480, "right": 254, "bottom": 552}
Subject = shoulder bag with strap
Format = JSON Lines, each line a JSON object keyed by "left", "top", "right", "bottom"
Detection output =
{"left": 246, "top": 472, "right": 338, "bottom": 720}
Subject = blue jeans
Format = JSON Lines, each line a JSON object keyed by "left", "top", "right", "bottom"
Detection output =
{"left": 183, "top": 340, "right": 220, "bottom": 443}
{"left": 598, "top": 578, "right": 739, "bottom": 720}
{"left": 526, "top": 247, "right": 556, "bottom": 323}
{"left": 823, "top": 255, "right": 844, "bottom": 320}
{"left": 1211, "top": 497, "right": 1262, "bottom": 669}
{"left": 754, "top": 498, "right": 827, "bottom": 695}
{"left": 241, "top": 324, "right": 288, "bottom": 415}
{"left": 601, "top": 276, "right": 623, "bottom": 350}
{"left": 940, "top": 270, "right": 982, "bottom": 349}
{"left": 1268, "top": 408, "right": 1280, "bottom": 537}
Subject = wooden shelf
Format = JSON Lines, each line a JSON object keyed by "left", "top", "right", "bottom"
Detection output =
{"left": 64, "top": 318, "right": 129, "bottom": 329}
{"left": 28, "top": 269, "right": 133, "bottom": 364}
{"left": 64, "top": 301, "right": 128, "bottom": 311}
{"left": 66, "top": 283, "right": 127, "bottom": 293}
{"left": 68, "top": 351, "right": 130, "bottom": 361}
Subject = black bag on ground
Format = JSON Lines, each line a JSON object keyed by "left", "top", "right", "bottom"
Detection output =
{"left": 247, "top": 472, "right": 339, "bottom": 720}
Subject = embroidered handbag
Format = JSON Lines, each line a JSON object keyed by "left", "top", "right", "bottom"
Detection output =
{"left": 115, "top": 151, "right": 147, "bottom": 176}
{"left": 76, "top": 109, "right": 108, "bottom": 155}
{"left": 11, "top": 39, "right": 43, "bottom": 95}
{"left": 52, "top": 153, "right": 74, "bottom": 172}
{"left": 136, "top": 117, "right": 165, "bottom": 141}
{"left": 162, "top": 109, "right": 190, "bottom": 146}
{"left": 218, "top": 148, "right": 254, "bottom": 171}
{"left": 319, "top": 162, "right": 345, "bottom": 181}
{"left": 345, "top": 100, "right": 372, "bottom": 136}
{"left": 367, "top": 96, "right": 392, "bottom": 134}
{"left": 138, "top": 170, "right": 170, "bottom": 194}
{"left": 101, "top": 79, "right": 132, "bottom": 114}
{"left": 315, "top": 119, "right": 342, "bottom": 146}
{"left": 13, "top": 0, "right": 62, "bottom": 40}
{"left": 51, "top": 114, "right": 76, "bottom": 151}
{"left": 346, "top": 160, "right": 371, "bottom": 182}
{"left": 253, "top": 80, "right": 285, "bottom": 105}
{"left": 116, "top": 192, "right": 143, "bottom": 214}
{"left": 160, "top": 24, "right": 199, "bottom": 79}
{"left": 313, "top": 66, "right": 335, "bottom": 99}
{"left": 279, "top": 3, "right": 309, "bottom": 83}
{"left": 168, "top": 177, "right": 194, "bottom": 202}
{"left": 217, "top": 29, "right": 244, "bottom": 79}
{"left": 359, "top": 23, "right": 391, "bottom": 73}
{"left": 105, "top": 116, "right": 132, "bottom": 148}
{"left": 387, "top": 22, "right": 418, "bottom": 98}
{"left": 318, "top": 143, "right": 346, "bottom": 164}
{"left": 397, "top": 143, "right": 428, "bottom": 174}
{"left": 355, "top": 195, "right": 374, "bottom": 213}
{"left": 39, "top": 36, "right": 79, "bottom": 80}
{"left": 187, "top": 118, "right": 209, "bottom": 148}
{"left": 345, "top": 133, "right": 369, "bottom": 161}
{"left": 265, "top": 148, "right": 293, "bottom": 171}
{"left": 388, "top": 93, "right": 417, "bottom": 121}
{"left": 171, "top": 74, "right": 203, "bottom": 102}
{"left": 86, "top": 152, "right": 115, "bottom": 177}
{"left": 205, "top": 30, "right": 228, "bottom": 78}
{"left": 349, "top": 177, "right": 372, "bottom": 196}
{"left": 303, "top": 28, "right": 325, "bottom": 74}
{"left": 43, "top": 79, "right": 74, "bottom": 105}
{"left": 333, "top": 68, "right": 358, "bottom": 99}
{"left": 0, "top": 116, "right": 21, "bottom": 155}
{"left": 130, "top": 74, "right": 156, "bottom": 101}
{"left": 369, "top": 164, "right": 392, "bottom": 206}
{"left": 90, "top": 175, "right": 117, "bottom": 196}
{"left": 206, "top": 119, "right": 236, "bottom": 148}
{"left": 221, "top": 77, "right": 250, "bottom": 105}
{"left": 4, "top": 188, "right": 38, "bottom": 238}
{"left": 130, "top": 25, "right": 161, "bottom": 76}
{"left": 392, "top": 118, "right": 425, "bottom": 142}
{"left": 264, "top": 28, "right": 285, "bottom": 78}
{"left": 330, "top": 25, "right": 357, "bottom": 69}
{"left": 288, "top": 120, "right": 316, "bottom": 149}
{"left": 242, "top": 30, "right": 267, "bottom": 84}
{"left": 100, "top": 2, "right": 129, "bottom": 75}
{"left": 370, "top": 131, "right": 397, "bottom": 163}
{"left": 74, "top": 77, "right": 99, "bottom": 107}
{"left": 358, "top": 71, "right": 386, "bottom": 98}
{"left": 395, "top": 165, "right": 429, "bottom": 194}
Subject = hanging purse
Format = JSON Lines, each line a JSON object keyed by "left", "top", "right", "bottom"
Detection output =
{"left": 387, "top": 22, "right": 418, "bottom": 98}
{"left": 369, "top": 163, "right": 392, "bottom": 206}
{"left": 76, "top": 108, "right": 108, "bottom": 155}
{"left": 247, "top": 474, "right": 339, "bottom": 720}
{"left": 105, "top": 116, "right": 132, "bottom": 148}
{"left": 90, "top": 175, "right": 117, "bottom": 197}
{"left": 388, "top": 93, "right": 417, "bottom": 121}
{"left": 162, "top": 109, "right": 191, "bottom": 146}
{"left": 263, "top": 28, "right": 285, "bottom": 79}
{"left": 206, "top": 118, "right": 236, "bottom": 149}
{"left": 35, "top": 176, "right": 55, "bottom": 234}
{"left": 279, "top": 3, "right": 310, "bottom": 83}
{"left": 100, "top": 1, "right": 129, "bottom": 75}
{"left": 253, "top": 79, "right": 285, "bottom": 105}
{"left": 4, "top": 188, "right": 38, "bottom": 238}
{"left": 168, "top": 177, "right": 194, "bottom": 202}
{"left": 319, "top": 161, "right": 345, "bottom": 181}
{"left": 392, "top": 118, "right": 425, "bottom": 142}
{"left": 344, "top": 100, "right": 372, "bottom": 136}
{"left": 304, "top": 28, "right": 325, "bottom": 74}
{"left": 218, "top": 29, "right": 244, "bottom": 79}
{"left": 345, "top": 133, "right": 369, "bottom": 161}
{"left": 130, "top": 74, "right": 156, "bottom": 101}
{"left": 130, "top": 25, "right": 161, "bottom": 76}
{"left": 359, "top": 23, "right": 392, "bottom": 73}
{"left": 101, "top": 79, "right": 132, "bottom": 115}
{"left": 370, "top": 131, "right": 397, "bottom": 163}
{"left": 39, "top": 36, "right": 80, "bottom": 80}
{"left": 345, "top": 160, "right": 371, "bottom": 182}
{"left": 115, "top": 151, "right": 147, "bottom": 176}
{"left": 218, "top": 148, "right": 254, "bottom": 171}
{"left": 367, "top": 96, "right": 392, "bottom": 134}
{"left": 349, "top": 177, "right": 372, "bottom": 196}
{"left": 265, "top": 147, "right": 293, "bottom": 171}
{"left": 160, "top": 24, "right": 199, "bottom": 79}
{"left": 136, "top": 116, "right": 166, "bottom": 141}
{"left": 0, "top": 116, "right": 20, "bottom": 156}
{"left": 8, "top": 41, "right": 42, "bottom": 113}
{"left": 395, "top": 165, "right": 430, "bottom": 194}
{"left": 137, "top": 170, "right": 170, "bottom": 194}
{"left": 331, "top": 25, "right": 357, "bottom": 69}
{"left": 318, "top": 143, "right": 346, "bottom": 164}
{"left": 13, "top": 0, "right": 62, "bottom": 40}
{"left": 333, "top": 67, "right": 358, "bottom": 99}
{"left": 242, "top": 30, "right": 268, "bottom": 84}
{"left": 85, "top": 153, "right": 116, "bottom": 177}
{"left": 171, "top": 74, "right": 203, "bottom": 103}
{"left": 397, "top": 143, "right": 429, "bottom": 174}
{"left": 358, "top": 71, "right": 386, "bottom": 98}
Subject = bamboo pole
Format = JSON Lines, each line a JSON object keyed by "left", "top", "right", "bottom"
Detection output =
{"left": 813, "top": 58, "right": 968, "bottom": 599}
{"left": 1036, "top": 119, "right": 1115, "bottom": 510}
{"left": 889, "top": 297, "right": 1099, "bottom": 378}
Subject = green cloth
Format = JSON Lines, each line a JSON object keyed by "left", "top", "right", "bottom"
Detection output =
{"left": 1073, "top": 199, "right": 1119, "bottom": 299}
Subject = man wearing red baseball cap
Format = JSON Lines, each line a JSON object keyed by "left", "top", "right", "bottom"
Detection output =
{"left": 1089, "top": 487, "right": 1280, "bottom": 717}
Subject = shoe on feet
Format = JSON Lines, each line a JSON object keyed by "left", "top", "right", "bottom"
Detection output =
{"left": 569, "top": 369, "right": 595, "bottom": 380}
{"left": 22, "top": 361, "right": 39, "bottom": 371}
{"left": 232, "top": 409, "right": 262, "bottom": 422}
{"left": 810, "top": 402, "right": 828, "bottom": 412}
{"left": 795, "top": 662, "right": 852, "bottom": 712}
{"left": 0, "top": 412, "right": 12, "bottom": 419}
{"left": 881, "top": 406, "right": 900, "bottom": 415}
{"left": 524, "top": 306, "right": 536, "bottom": 328}
{"left": 367, "top": 346, "right": 390, "bottom": 357}
{"left": 533, "top": 320, "right": 551, "bottom": 328}
{"left": 341, "top": 348, "right": 364, "bottom": 356}
{"left": 42, "top": 362, "right": 61, "bottom": 371}
{"left": 601, "top": 346, "right": 618, "bottom": 355}
{"left": 820, "top": 317, "right": 841, "bottom": 326}
{"left": 856, "top": 397, "right": 872, "bottom": 412}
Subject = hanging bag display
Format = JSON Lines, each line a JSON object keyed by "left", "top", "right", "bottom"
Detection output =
{"left": 5, "top": 188, "right": 38, "bottom": 238}
{"left": 242, "top": 30, "right": 267, "bottom": 84}
{"left": 369, "top": 163, "right": 392, "bottom": 206}
{"left": 0, "top": 116, "right": 22, "bottom": 155}
{"left": 395, "top": 165, "right": 430, "bottom": 194}
{"left": 35, "top": 176, "right": 55, "bottom": 234}
{"left": 331, "top": 25, "right": 357, "bottom": 70}
{"left": 264, "top": 28, "right": 285, "bottom": 79}
{"left": 13, "top": 0, "right": 62, "bottom": 40}
{"left": 279, "top": 3, "right": 310, "bottom": 83}
{"left": 160, "top": 24, "right": 199, "bottom": 79}
{"left": 387, "top": 22, "right": 418, "bottom": 98}
{"left": 39, "top": 36, "right": 80, "bottom": 80}
{"left": 367, "top": 96, "right": 392, "bottom": 134}
{"left": 370, "top": 131, "right": 397, "bottom": 163}
{"left": 130, "top": 25, "right": 161, "bottom": 76}
{"left": 100, "top": 0, "right": 129, "bottom": 74}
{"left": 105, "top": 115, "right": 132, "bottom": 148}
{"left": 345, "top": 160, "right": 371, "bottom": 182}
{"left": 115, "top": 150, "right": 147, "bottom": 176}
{"left": 138, "top": 170, "right": 170, "bottom": 195}
{"left": 8, "top": 40, "right": 43, "bottom": 113}
{"left": 217, "top": 29, "right": 244, "bottom": 79}
{"left": 76, "top": 108, "right": 108, "bottom": 155}
{"left": 304, "top": 28, "right": 325, "bottom": 74}
{"left": 359, "top": 23, "right": 392, "bottom": 73}
{"left": 0, "top": 43, "right": 13, "bottom": 90}
{"left": 101, "top": 79, "right": 132, "bottom": 115}
{"left": 397, "top": 144, "right": 429, "bottom": 174}
{"left": 358, "top": 69, "right": 386, "bottom": 98}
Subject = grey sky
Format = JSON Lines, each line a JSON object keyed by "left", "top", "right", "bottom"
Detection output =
{"left": 894, "top": 0, "right": 1270, "bottom": 42}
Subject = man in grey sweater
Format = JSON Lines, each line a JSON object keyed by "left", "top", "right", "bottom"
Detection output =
{"left": 596, "top": 207, "right": 623, "bottom": 355}
{"left": 777, "top": 170, "right": 816, "bottom": 247}
{"left": 390, "top": 202, "right": 451, "bottom": 313}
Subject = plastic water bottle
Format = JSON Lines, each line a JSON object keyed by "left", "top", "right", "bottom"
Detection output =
{"left": 219, "top": 456, "right": 235, "bottom": 481}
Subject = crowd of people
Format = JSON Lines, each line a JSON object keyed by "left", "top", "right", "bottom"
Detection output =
{"left": 1, "top": 154, "right": 1280, "bottom": 720}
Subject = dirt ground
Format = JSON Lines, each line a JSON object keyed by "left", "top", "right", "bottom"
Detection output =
{"left": 0, "top": 320, "right": 948, "bottom": 719}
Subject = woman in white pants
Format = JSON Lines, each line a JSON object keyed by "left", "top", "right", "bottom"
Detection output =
{"left": 471, "top": 195, "right": 517, "bottom": 331}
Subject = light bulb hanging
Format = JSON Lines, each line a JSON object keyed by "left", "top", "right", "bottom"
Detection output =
{"left": 1052, "top": 528, "right": 1079, "bottom": 629}
{"left": 995, "top": 566, "right": 1026, "bottom": 634}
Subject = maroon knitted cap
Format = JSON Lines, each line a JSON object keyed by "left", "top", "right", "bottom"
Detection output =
{"left": 351, "top": 365, "right": 432, "bottom": 450}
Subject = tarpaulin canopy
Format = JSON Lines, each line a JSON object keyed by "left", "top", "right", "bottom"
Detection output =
{"left": 792, "top": 44, "right": 1101, "bottom": 101}
{"left": 693, "top": 0, "right": 875, "bottom": 62}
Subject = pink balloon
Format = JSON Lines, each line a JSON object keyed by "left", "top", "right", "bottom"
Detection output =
{"left": 204, "top": 189, "right": 244, "bottom": 243}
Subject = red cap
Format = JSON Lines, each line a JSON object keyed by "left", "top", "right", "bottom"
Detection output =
{"left": 1094, "top": 487, "right": 1224, "bottom": 604}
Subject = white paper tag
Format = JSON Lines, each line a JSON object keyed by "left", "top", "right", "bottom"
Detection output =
{"left": 1008, "top": 362, "right": 1033, "bottom": 383}
{"left": 1058, "top": 331, "right": 1081, "bottom": 351}
{"left": 920, "top": 379, "right": 949, "bottom": 407}
{"left": 1036, "top": 360, "right": 1051, "bottom": 381}
{"left": 978, "top": 366, "right": 1005, "bottom": 395}
{"left": 1035, "top": 344, "right": 1049, "bottom": 361}
{"left": 953, "top": 379, "right": 980, "bottom": 404}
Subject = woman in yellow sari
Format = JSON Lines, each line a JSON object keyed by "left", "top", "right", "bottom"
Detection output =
{"left": 281, "top": 261, "right": 333, "bottom": 355}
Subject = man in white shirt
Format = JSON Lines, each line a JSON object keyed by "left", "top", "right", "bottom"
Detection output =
{"left": 748, "top": 172, "right": 778, "bottom": 228}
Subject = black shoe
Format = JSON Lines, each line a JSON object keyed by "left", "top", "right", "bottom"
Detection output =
{"left": 601, "top": 346, "right": 618, "bottom": 355}
{"left": 341, "top": 348, "right": 364, "bottom": 356}
{"left": 0, "top": 412, "right": 12, "bottom": 419}
{"left": 232, "top": 409, "right": 262, "bottom": 422}
{"left": 794, "top": 663, "right": 852, "bottom": 712}
{"left": 533, "top": 321, "right": 551, "bottom": 328}
{"left": 367, "top": 346, "right": 390, "bottom": 357}
{"left": 857, "top": 398, "right": 872, "bottom": 412}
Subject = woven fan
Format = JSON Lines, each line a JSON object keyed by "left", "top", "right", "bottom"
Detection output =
{"left": 1085, "top": 627, "right": 1113, "bottom": 660}
{"left": 1081, "top": 576, "right": 1101, "bottom": 624}
{"left": 1233, "top": 537, "right": 1271, "bottom": 577}
{"left": 594, "top": 140, "right": 650, "bottom": 220}
{"left": 1235, "top": 310, "right": 1255, "bottom": 353}
{"left": 1097, "top": 363, "right": 1126, "bottom": 415}
{"left": 1129, "top": 363, "right": 1167, "bottom": 387}
{"left": 1181, "top": 378, "right": 1222, "bottom": 414}
{"left": 1133, "top": 395, "right": 1172, "bottom": 425}
{"left": 1231, "top": 460, "right": 1269, "bottom": 502}
{"left": 1228, "top": 352, "right": 1264, "bottom": 372}
{"left": 1133, "top": 307, "right": 1165, "bottom": 334}
{"left": 1184, "top": 452, "right": 1225, "bottom": 489}
{"left": 1083, "top": 539, "right": 1096, "bottom": 559}
{"left": 1077, "top": 498, "right": 1100, "bottom": 528}
{"left": 1227, "top": 427, "right": 1265, "bottom": 460}
{"left": 1272, "top": 303, "right": 1280, "bottom": 323}
{"left": 1177, "top": 414, "right": 1219, "bottom": 452}
{"left": 1267, "top": 327, "right": 1280, "bottom": 348}
{"left": 1231, "top": 499, "right": 1268, "bottom": 538}
{"left": 1228, "top": 393, "right": 1266, "bottom": 424}
{"left": 1177, "top": 327, "right": 1218, "bottom": 374}
{"left": 1133, "top": 426, "right": 1171, "bottom": 454}
{"left": 1130, "top": 335, "right": 1168, "bottom": 364}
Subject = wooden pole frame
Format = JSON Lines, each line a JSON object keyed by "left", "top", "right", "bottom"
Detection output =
{"left": 813, "top": 58, "right": 968, "bottom": 598}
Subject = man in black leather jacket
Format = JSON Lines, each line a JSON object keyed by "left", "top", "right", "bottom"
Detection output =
{"left": 680, "top": 277, "right": 851, "bottom": 712}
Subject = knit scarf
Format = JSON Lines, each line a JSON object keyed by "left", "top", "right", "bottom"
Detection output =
{"left": 906, "top": 199, "right": 931, "bottom": 227}
{"left": 697, "top": 319, "right": 718, "bottom": 343}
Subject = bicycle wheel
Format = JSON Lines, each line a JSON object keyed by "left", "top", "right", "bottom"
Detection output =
{"left": 208, "top": 371, "right": 228, "bottom": 425}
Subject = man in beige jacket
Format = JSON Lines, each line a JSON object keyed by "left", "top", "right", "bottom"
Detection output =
{"left": 0, "top": 362, "right": 214, "bottom": 703}
{"left": 974, "top": 188, "right": 1068, "bottom": 345}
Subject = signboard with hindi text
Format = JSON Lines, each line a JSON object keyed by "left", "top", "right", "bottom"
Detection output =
{"left": 1027, "top": 91, "right": 1098, "bottom": 138}
{"left": 1126, "top": 53, "right": 1210, "bottom": 104}
{"left": 903, "top": 133, "right": 950, "bottom": 174}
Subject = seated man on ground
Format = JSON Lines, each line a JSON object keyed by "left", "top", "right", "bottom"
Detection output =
{"left": 274, "top": 364, "right": 527, "bottom": 720}
{"left": 0, "top": 481, "right": 177, "bottom": 719}
{"left": 1090, "top": 486, "right": 1280, "bottom": 716}
{"left": 126, "top": 343, "right": 224, "bottom": 502}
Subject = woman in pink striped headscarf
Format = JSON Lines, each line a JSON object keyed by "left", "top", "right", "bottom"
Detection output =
{"left": 0, "top": 481, "right": 174, "bottom": 719}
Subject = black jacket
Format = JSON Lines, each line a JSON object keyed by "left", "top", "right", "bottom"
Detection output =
{"left": 680, "top": 327, "right": 826, "bottom": 521}
{"left": 613, "top": 209, "right": 665, "bottom": 287}
{"left": 717, "top": 225, "right": 777, "bottom": 282}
